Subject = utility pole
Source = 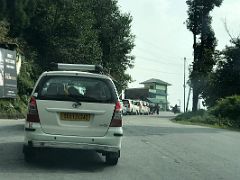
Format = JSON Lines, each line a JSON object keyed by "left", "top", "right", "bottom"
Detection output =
{"left": 184, "top": 57, "right": 186, "bottom": 113}
{"left": 186, "top": 86, "right": 191, "bottom": 112}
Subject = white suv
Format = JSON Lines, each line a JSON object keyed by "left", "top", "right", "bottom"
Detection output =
{"left": 23, "top": 64, "right": 123, "bottom": 165}
{"left": 122, "top": 99, "right": 138, "bottom": 115}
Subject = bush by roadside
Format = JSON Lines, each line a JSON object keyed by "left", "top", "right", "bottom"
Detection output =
{"left": 173, "top": 95, "right": 240, "bottom": 129}
{"left": 174, "top": 109, "right": 219, "bottom": 126}
{"left": 210, "top": 95, "right": 240, "bottom": 128}
{"left": 0, "top": 96, "right": 28, "bottom": 119}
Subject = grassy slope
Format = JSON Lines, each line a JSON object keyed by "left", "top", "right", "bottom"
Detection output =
{"left": 0, "top": 96, "right": 28, "bottom": 119}
{"left": 172, "top": 110, "right": 240, "bottom": 131}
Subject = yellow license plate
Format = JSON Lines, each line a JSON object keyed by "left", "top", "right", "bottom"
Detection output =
{"left": 60, "top": 112, "right": 90, "bottom": 121}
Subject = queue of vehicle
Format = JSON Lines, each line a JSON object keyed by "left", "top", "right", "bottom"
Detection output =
{"left": 121, "top": 99, "right": 150, "bottom": 115}
{"left": 23, "top": 63, "right": 157, "bottom": 167}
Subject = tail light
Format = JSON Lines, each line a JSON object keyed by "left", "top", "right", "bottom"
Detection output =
{"left": 128, "top": 104, "right": 130, "bottom": 108}
{"left": 110, "top": 101, "right": 122, "bottom": 127}
{"left": 26, "top": 96, "right": 40, "bottom": 123}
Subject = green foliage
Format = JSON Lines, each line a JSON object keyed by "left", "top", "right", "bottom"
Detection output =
{"left": 0, "top": 0, "right": 7, "bottom": 20}
{"left": 0, "top": 20, "right": 16, "bottom": 44}
{"left": 203, "top": 39, "right": 240, "bottom": 106}
{"left": 0, "top": 0, "right": 135, "bottom": 118}
{"left": 17, "top": 59, "right": 38, "bottom": 96}
{"left": 175, "top": 96, "right": 240, "bottom": 129}
{"left": 174, "top": 109, "right": 218, "bottom": 125}
{"left": 0, "top": 96, "right": 27, "bottom": 119}
{"left": 23, "top": 0, "right": 103, "bottom": 70}
{"left": 0, "top": 0, "right": 135, "bottom": 91}
{"left": 186, "top": 0, "right": 223, "bottom": 111}
{"left": 210, "top": 96, "right": 240, "bottom": 128}
{"left": 0, "top": 0, "right": 34, "bottom": 37}
{"left": 0, "top": 21, "right": 8, "bottom": 41}
{"left": 186, "top": 0, "right": 223, "bottom": 35}
{"left": 91, "top": 0, "right": 135, "bottom": 91}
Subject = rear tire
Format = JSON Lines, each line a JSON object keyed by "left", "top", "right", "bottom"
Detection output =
{"left": 23, "top": 146, "right": 36, "bottom": 163}
{"left": 105, "top": 151, "right": 119, "bottom": 166}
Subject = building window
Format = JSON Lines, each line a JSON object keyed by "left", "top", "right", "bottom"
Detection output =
{"left": 150, "top": 85, "right": 154, "bottom": 89}
{"left": 156, "top": 84, "right": 166, "bottom": 90}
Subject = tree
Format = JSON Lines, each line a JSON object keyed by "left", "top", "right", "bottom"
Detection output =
{"left": 186, "top": 0, "right": 223, "bottom": 111}
{"left": 23, "top": 0, "right": 102, "bottom": 71}
{"left": 0, "top": 0, "right": 35, "bottom": 37}
{"left": 203, "top": 38, "right": 240, "bottom": 106}
{"left": 0, "top": 21, "right": 10, "bottom": 42}
{"left": 0, "top": 0, "right": 135, "bottom": 92}
{"left": 90, "top": 0, "right": 135, "bottom": 91}
{"left": 0, "top": 0, "right": 7, "bottom": 20}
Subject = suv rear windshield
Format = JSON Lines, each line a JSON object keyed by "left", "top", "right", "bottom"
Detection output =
{"left": 34, "top": 75, "right": 117, "bottom": 103}
{"left": 122, "top": 100, "right": 130, "bottom": 105}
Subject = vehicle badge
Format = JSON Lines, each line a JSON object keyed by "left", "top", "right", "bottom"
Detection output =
{"left": 72, "top": 102, "right": 81, "bottom": 108}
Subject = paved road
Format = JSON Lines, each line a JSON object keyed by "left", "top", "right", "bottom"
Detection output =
{"left": 0, "top": 115, "right": 239, "bottom": 180}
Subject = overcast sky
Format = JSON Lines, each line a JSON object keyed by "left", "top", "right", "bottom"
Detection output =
{"left": 117, "top": 0, "right": 240, "bottom": 110}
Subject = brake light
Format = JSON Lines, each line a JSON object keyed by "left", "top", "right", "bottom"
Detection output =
{"left": 128, "top": 104, "right": 130, "bottom": 108}
{"left": 115, "top": 100, "right": 121, "bottom": 110}
{"left": 110, "top": 101, "right": 122, "bottom": 127}
{"left": 26, "top": 97, "right": 40, "bottom": 123}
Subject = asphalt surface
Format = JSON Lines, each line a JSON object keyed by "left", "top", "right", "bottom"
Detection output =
{"left": 0, "top": 114, "right": 240, "bottom": 180}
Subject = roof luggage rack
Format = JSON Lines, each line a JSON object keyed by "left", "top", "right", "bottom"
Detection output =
{"left": 51, "top": 63, "right": 104, "bottom": 73}
{"left": 50, "top": 63, "right": 119, "bottom": 84}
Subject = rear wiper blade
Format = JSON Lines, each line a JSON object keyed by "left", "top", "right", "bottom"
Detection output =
{"left": 66, "top": 95, "right": 83, "bottom": 105}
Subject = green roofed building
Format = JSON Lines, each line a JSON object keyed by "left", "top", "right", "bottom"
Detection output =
{"left": 125, "top": 78, "right": 171, "bottom": 111}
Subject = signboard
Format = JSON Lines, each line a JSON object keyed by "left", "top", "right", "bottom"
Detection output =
{"left": 0, "top": 48, "right": 17, "bottom": 98}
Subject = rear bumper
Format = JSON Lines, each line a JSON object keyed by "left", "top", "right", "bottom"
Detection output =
{"left": 26, "top": 140, "right": 120, "bottom": 152}
{"left": 24, "top": 123, "right": 122, "bottom": 153}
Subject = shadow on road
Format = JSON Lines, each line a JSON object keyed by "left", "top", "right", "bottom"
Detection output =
{"left": 0, "top": 142, "right": 107, "bottom": 173}
{"left": 123, "top": 125, "right": 222, "bottom": 137}
{"left": 31, "top": 148, "right": 107, "bottom": 172}
{"left": 0, "top": 123, "right": 23, "bottom": 130}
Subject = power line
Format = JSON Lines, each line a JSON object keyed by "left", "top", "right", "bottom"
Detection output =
{"left": 130, "top": 66, "right": 182, "bottom": 76}
{"left": 135, "top": 36, "right": 192, "bottom": 60}
{"left": 133, "top": 35, "right": 193, "bottom": 63}
{"left": 136, "top": 55, "right": 183, "bottom": 66}
{"left": 135, "top": 36, "right": 181, "bottom": 59}
{"left": 134, "top": 46, "right": 179, "bottom": 62}
{"left": 134, "top": 46, "right": 192, "bottom": 64}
